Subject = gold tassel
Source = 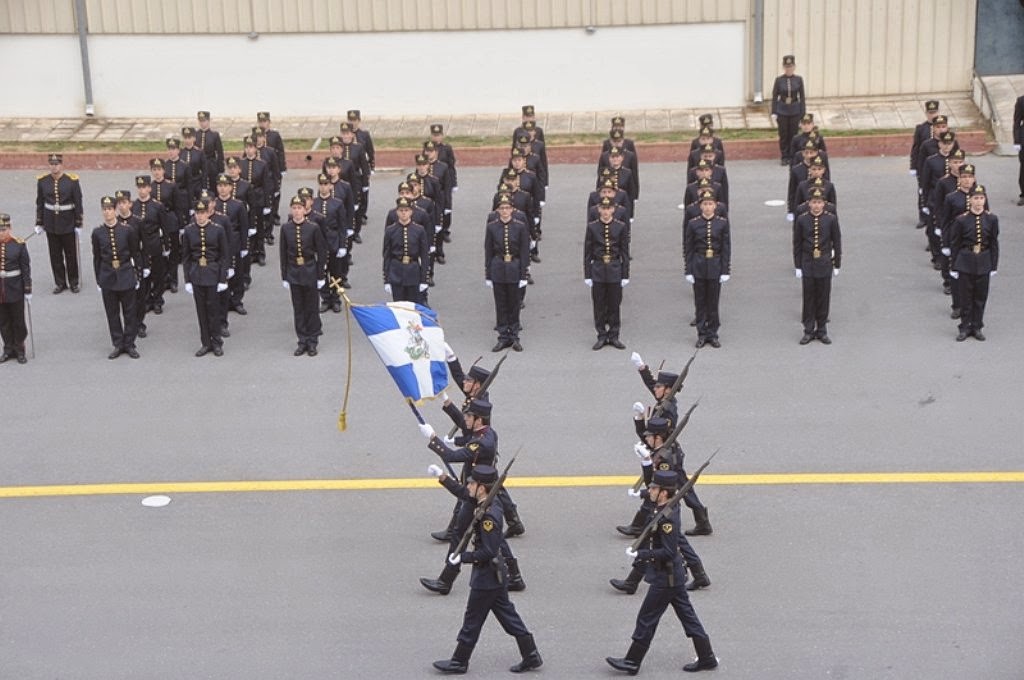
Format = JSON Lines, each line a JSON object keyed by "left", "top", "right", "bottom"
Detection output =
{"left": 333, "top": 277, "right": 354, "bottom": 432}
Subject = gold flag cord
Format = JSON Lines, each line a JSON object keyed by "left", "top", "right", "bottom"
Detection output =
{"left": 331, "top": 276, "right": 354, "bottom": 432}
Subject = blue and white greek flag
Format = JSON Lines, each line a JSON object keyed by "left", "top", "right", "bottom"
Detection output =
{"left": 351, "top": 302, "right": 449, "bottom": 405}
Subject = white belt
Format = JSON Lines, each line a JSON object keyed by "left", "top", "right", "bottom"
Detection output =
{"left": 44, "top": 203, "right": 76, "bottom": 212}
{"left": 0, "top": 269, "right": 22, "bottom": 278}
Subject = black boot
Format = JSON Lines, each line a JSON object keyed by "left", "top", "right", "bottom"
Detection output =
{"left": 686, "top": 562, "right": 711, "bottom": 591}
{"left": 509, "top": 634, "right": 543, "bottom": 673}
{"left": 606, "top": 641, "right": 648, "bottom": 675}
{"left": 433, "top": 642, "right": 473, "bottom": 674}
{"left": 506, "top": 557, "right": 526, "bottom": 592}
{"left": 616, "top": 509, "right": 648, "bottom": 537}
{"left": 420, "top": 563, "right": 460, "bottom": 595}
{"left": 431, "top": 512, "right": 458, "bottom": 542}
{"left": 505, "top": 508, "right": 526, "bottom": 538}
{"left": 610, "top": 565, "right": 644, "bottom": 594}
{"left": 685, "top": 507, "right": 713, "bottom": 536}
{"left": 683, "top": 636, "right": 718, "bottom": 672}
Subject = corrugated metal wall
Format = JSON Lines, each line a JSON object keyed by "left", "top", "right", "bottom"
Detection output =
{"left": 0, "top": 0, "right": 76, "bottom": 33}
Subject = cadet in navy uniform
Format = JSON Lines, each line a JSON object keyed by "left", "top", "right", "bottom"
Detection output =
{"left": 938, "top": 163, "right": 981, "bottom": 317}
{"left": 513, "top": 104, "right": 545, "bottom": 143}
{"left": 794, "top": 188, "right": 841, "bottom": 345}
{"left": 92, "top": 196, "right": 143, "bottom": 359}
{"left": 771, "top": 54, "right": 806, "bottom": 165}
{"left": 427, "top": 462, "right": 542, "bottom": 676}
{"left": 256, "top": 111, "right": 287, "bottom": 226}
{"left": 251, "top": 128, "right": 281, "bottom": 245}
{"left": 212, "top": 174, "right": 249, "bottom": 317}
{"left": 585, "top": 197, "right": 630, "bottom": 350}
{"left": 149, "top": 158, "right": 185, "bottom": 293}
{"left": 164, "top": 137, "right": 192, "bottom": 208}
{"left": 485, "top": 195, "right": 529, "bottom": 352}
{"left": 312, "top": 174, "right": 348, "bottom": 311}
{"left": 0, "top": 214, "right": 31, "bottom": 364}
{"left": 382, "top": 197, "right": 430, "bottom": 305}
{"left": 131, "top": 175, "right": 171, "bottom": 318}
{"left": 179, "top": 128, "right": 206, "bottom": 201}
{"left": 338, "top": 122, "right": 371, "bottom": 236}
{"left": 1013, "top": 95, "right": 1024, "bottom": 205}
{"left": 34, "top": 153, "right": 83, "bottom": 294}
{"left": 280, "top": 196, "right": 328, "bottom": 356}
{"left": 196, "top": 111, "right": 224, "bottom": 191}
{"left": 684, "top": 191, "right": 731, "bottom": 348}
{"left": 950, "top": 185, "right": 999, "bottom": 342}
{"left": 182, "top": 198, "right": 230, "bottom": 357}
{"left": 606, "top": 469, "right": 718, "bottom": 675}
{"left": 347, "top": 111, "right": 376, "bottom": 225}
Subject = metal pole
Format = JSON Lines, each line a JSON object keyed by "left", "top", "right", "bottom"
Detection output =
{"left": 73, "top": 0, "right": 95, "bottom": 116}
{"left": 752, "top": 0, "right": 765, "bottom": 103}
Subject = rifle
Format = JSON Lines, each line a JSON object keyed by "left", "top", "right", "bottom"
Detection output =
{"left": 446, "top": 349, "right": 510, "bottom": 438}
{"left": 650, "top": 350, "right": 697, "bottom": 420}
{"left": 631, "top": 400, "right": 699, "bottom": 493}
{"left": 629, "top": 448, "right": 719, "bottom": 552}
{"left": 451, "top": 451, "right": 518, "bottom": 558}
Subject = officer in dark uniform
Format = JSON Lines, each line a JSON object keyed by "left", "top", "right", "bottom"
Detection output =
{"left": 256, "top": 111, "right": 287, "bottom": 226}
{"left": 131, "top": 175, "right": 171, "bottom": 318}
{"left": 606, "top": 468, "right": 718, "bottom": 675}
{"left": 915, "top": 115, "right": 959, "bottom": 177}
{"left": 788, "top": 113, "right": 828, "bottom": 161}
{"left": 338, "top": 121, "right": 371, "bottom": 236}
{"left": 34, "top": 153, "right": 83, "bottom": 294}
{"left": 382, "top": 197, "right": 429, "bottom": 304}
{"left": 429, "top": 125, "right": 458, "bottom": 247}
{"left": 164, "top": 137, "right": 192, "bottom": 207}
{"left": 323, "top": 156, "right": 357, "bottom": 241}
{"left": 196, "top": 111, "right": 224, "bottom": 191}
{"left": 794, "top": 188, "right": 842, "bottom": 344}
{"left": 312, "top": 174, "right": 348, "bottom": 308}
{"left": 423, "top": 140, "right": 455, "bottom": 250}
{"left": 771, "top": 54, "right": 806, "bottom": 165}
{"left": 426, "top": 463, "right": 542, "bottom": 675}
{"left": 91, "top": 196, "right": 143, "bottom": 359}
{"left": 179, "top": 127, "right": 206, "bottom": 201}
{"left": 794, "top": 155, "right": 834, "bottom": 207}
{"left": 251, "top": 128, "right": 281, "bottom": 245}
{"left": 920, "top": 131, "right": 958, "bottom": 265}
{"left": 279, "top": 196, "right": 328, "bottom": 356}
{"left": 239, "top": 137, "right": 273, "bottom": 266}
{"left": 513, "top": 104, "right": 545, "bottom": 143}
{"left": 182, "top": 198, "right": 230, "bottom": 357}
{"left": 0, "top": 214, "right": 31, "bottom": 364}
{"left": 212, "top": 174, "right": 249, "bottom": 316}
{"left": 585, "top": 197, "right": 630, "bottom": 350}
{"left": 485, "top": 195, "right": 529, "bottom": 353}
{"left": 1015, "top": 95, "right": 1024, "bottom": 205}
{"left": 347, "top": 111, "right": 375, "bottom": 226}
{"left": 938, "top": 163, "right": 982, "bottom": 316}
{"left": 950, "top": 185, "right": 999, "bottom": 341}
{"left": 589, "top": 178, "right": 630, "bottom": 222}
{"left": 149, "top": 158, "right": 185, "bottom": 293}
{"left": 910, "top": 100, "right": 941, "bottom": 224}
{"left": 684, "top": 191, "right": 731, "bottom": 348}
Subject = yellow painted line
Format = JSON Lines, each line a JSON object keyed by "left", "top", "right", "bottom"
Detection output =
{"left": 1, "top": 472, "right": 1023, "bottom": 499}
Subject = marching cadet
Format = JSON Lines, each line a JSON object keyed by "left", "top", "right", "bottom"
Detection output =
{"left": 179, "top": 127, "right": 206, "bottom": 201}
{"left": 519, "top": 121, "right": 549, "bottom": 190}
{"left": 605, "top": 116, "right": 639, "bottom": 157}
{"left": 771, "top": 54, "right": 806, "bottom": 165}
{"left": 347, "top": 111, "right": 376, "bottom": 204}
{"left": 312, "top": 174, "right": 349, "bottom": 306}
{"left": 256, "top": 111, "right": 287, "bottom": 226}
{"left": 212, "top": 174, "right": 249, "bottom": 317}
{"left": 390, "top": 182, "right": 435, "bottom": 244}
{"left": 509, "top": 147, "right": 544, "bottom": 214}
{"left": 382, "top": 197, "right": 430, "bottom": 305}
{"left": 338, "top": 122, "right": 371, "bottom": 240}
{"left": 949, "top": 185, "right": 998, "bottom": 342}
{"left": 513, "top": 104, "right": 545, "bottom": 143}
{"left": 915, "top": 115, "right": 958, "bottom": 176}
{"left": 939, "top": 163, "right": 982, "bottom": 317}
{"left": 601, "top": 147, "right": 638, "bottom": 216}
{"left": 927, "top": 149, "right": 966, "bottom": 293}
{"left": 793, "top": 178, "right": 836, "bottom": 218}
{"left": 423, "top": 140, "right": 455, "bottom": 251}
{"left": 164, "top": 137, "right": 192, "bottom": 208}
{"left": 323, "top": 157, "right": 357, "bottom": 240}
{"left": 585, "top": 197, "right": 630, "bottom": 350}
{"left": 181, "top": 197, "right": 230, "bottom": 357}
{"left": 788, "top": 113, "right": 828, "bottom": 161}
{"left": 251, "top": 128, "right": 281, "bottom": 245}
{"left": 196, "top": 111, "right": 224, "bottom": 191}
{"left": 686, "top": 127, "right": 725, "bottom": 170}
{"left": 794, "top": 155, "right": 835, "bottom": 207}
{"left": 684, "top": 190, "right": 731, "bottom": 348}
{"left": 485, "top": 195, "right": 529, "bottom": 353}
{"left": 689, "top": 113, "right": 725, "bottom": 154}
{"left": 0, "top": 214, "right": 31, "bottom": 364}
{"left": 429, "top": 125, "right": 458, "bottom": 242}
{"left": 34, "top": 153, "right": 84, "bottom": 294}
{"left": 684, "top": 164, "right": 726, "bottom": 212}
{"left": 793, "top": 188, "right": 842, "bottom": 345}
{"left": 920, "top": 131, "right": 958, "bottom": 266}
{"left": 149, "top": 158, "right": 185, "bottom": 294}
{"left": 91, "top": 196, "right": 143, "bottom": 359}
{"left": 588, "top": 178, "right": 630, "bottom": 223}
{"left": 224, "top": 157, "right": 258, "bottom": 291}
{"left": 131, "top": 175, "right": 171, "bottom": 323}
{"left": 786, "top": 140, "right": 825, "bottom": 220}
{"left": 683, "top": 179, "right": 729, "bottom": 225}
{"left": 686, "top": 148, "right": 730, "bottom": 206}
{"left": 606, "top": 468, "right": 718, "bottom": 675}
{"left": 280, "top": 195, "right": 328, "bottom": 356}
{"left": 239, "top": 137, "right": 273, "bottom": 266}
{"left": 910, "top": 100, "right": 941, "bottom": 225}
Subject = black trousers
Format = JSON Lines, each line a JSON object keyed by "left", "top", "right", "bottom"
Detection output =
{"left": 166, "top": 230, "right": 182, "bottom": 287}
{"left": 46, "top": 231, "right": 79, "bottom": 287}
{"left": 291, "top": 283, "right": 322, "bottom": 348}
{"left": 456, "top": 586, "right": 530, "bottom": 648}
{"left": 1018, "top": 147, "right": 1024, "bottom": 198}
{"left": 591, "top": 281, "right": 623, "bottom": 340}
{"left": 101, "top": 288, "right": 138, "bottom": 350}
{"left": 356, "top": 185, "right": 370, "bottom": 230}
{"left": 777, "top": 115, "right": 800, "bottom": 160}
{"left": 493, "top": 282, "right": 521, "bottom": 342}
{"left": 692, "top": 278, "right": 721, "bottom": 339}
{"left": 145, "top": 255, "right": 167, "bottom": 309}
{"left": 958, "top": 273, "right": 990, "bottom": 332}
{"left": 631, "top": 582, "right": 708, "bottom": 648}
{"left": 0, "top": 300, "right": 27, "bottom": 353}
{"left": 192, "top": 284, "right": 223, "bottom": 349}
{"left": 392, "top": 285, "right": 423, "bottom": 305}
{"left": 321, "top": 253, "right": 345, "bottom": 303}
{"left": 230, "top": 257, "right": 248, "bottom": 308}
{"left": 801, "top": 275, "right": 832, "bottom": 335}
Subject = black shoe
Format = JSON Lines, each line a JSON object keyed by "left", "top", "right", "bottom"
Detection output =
{"left": 942, "top": 282, "right": 952, "bottom": 295}
{"left": 307, "top": 347, "right": 318, "bottom": 356}
{"left": 434, "top": 255, "right": 446, "bottom": 265}
{"left": 593, "top": 338, "right": 607, "bottom": 350}
{"left": 608, "top": 338, "right": 626, "bottom": 350}
{"left": 609, "top": 578, "right": 638, "bottom": 595}
{"left": 799, "top": 333, "right": 814, "bottom": 345}
{"left": 817, "top": 334, "right": 832, "bottom": 345}
{"left": 341, "top": 279, "right": 352, "bottom": 289}
{"left": 492, "top": 340, "right": 511, "bottom": 352}
{"left": 15, "top": 352, "right": 26, "bottom": 364}
{"left": 212, "top": 346, "right": 224, "bottom": 357}
{"left": 232, "top": 303, "right": 247, "bottom": 315}
{"left": 683, "top": 657, "right": 719, "bottom": 672}
{"left": 1017, "top": 196, "right": 1024, "bottom": 206}
{"left": 169, "top": 283, "right": 178, "bottom": 294}
{"left": 530, "top": 253, "right": 541, "bottom": 263}
{"left": 137, "top": 326, "right": 147, "bottom": 339}
{"left": 443, "top": 234, "right": 452, "bottom": 244}
{"left": 257, "top": 253, "right": 266, "bottom": 266}
{"left": 708, "top": 338, "right": 721, "bottom": 348}
{"left": 973, "top": 330, "right": 986, "bottom": 341}
{"left": 352, "top": 233, "right": 363, "bottom": 244}
{"left": 195, "top": 346, "right": 211, "bottom": 357}
{"left": 264, "top": 234, "right": 274, "bottom": 245}
{"left": 509, "top": 652, "right": 542, "bottom": 673}
{"left": 153, "top": 304, "right": 163, "bottom": 315}
{"left": 956, "top": 330, "right": 969, "bottom": 342}
{"left": 419, "top": 577, "right": 453, "bottom": 595}
{"left": 332, "top": 301, "right": 342, "bottom": 313}
{"left": 430, "top": 530, "right": 452, "bottom": 542}
{"left": 616, "top": 524, "right": 642, "bottom": 537}
{"left": 915, "top": 221, "right": 926, "bottom": 229}
{"left": 70, "top": 284, "right": 81, "bottom": 293}
{"left": 319, "top": 301, "right": 331, "bottom": 313}
{"left": 526, "top": 273, "right": 534, "bottom": 285}
{"left": 294, "top": 346, "right": 306, "bottom": 356}
{"left": 221, "top": 327, "right": 231, "bottom": 338}
{"left": 125, "top": 347, "right": 140, "bottom": 359}
{"left": 0, "top": 351, "right": 10, "bottom": 363}
{"left": 689, "top": 317, "right": 697, "bottom": 327}
{"left": 432, "top": 659, "right": 467, "bottom": 674}
{"left": 606, "top": 657, "right": 641, "bottom": 675}
{"left": 52, "top": 284, "right": 67, "bottom": 295}
{"left": 511, "top": 340, "right": 523, "bottom": 352}
{"left": 950, "top": 308, "right": 961, "bottom": 319}
{"left": 108, "top": 348, "right": 123, "bottom": 360}
{"left": 695, "top": 338, "right": 706, "bottom": 348}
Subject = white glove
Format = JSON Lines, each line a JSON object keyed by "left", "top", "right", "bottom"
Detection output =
{"left": 262, "top": 208, "right": 271, "bottom": 215}
{"left": 950, "top": 271, "right": 959, "bottom": 279}
{"left": 24, "top": 293, "right": 32, "bottom": 301}
{"left": 632, "top": 401, "right": 645, "bottom": 417}
{"left": 685, "top": 274, "right": 695, "bottom": 284}
{"left": 185, "top": 283, "right": 194, "bottom": 294}
{"left": 227, "top": 268, "right": 235, "bottom": 279}
{"left": 280, "top": 171, "right": 287, "bottom": 176}
{"left": 533, "top": 217, "right": 540, "bottom": 225}
{"left": 337, "top": 248, "right": 347, "bottom": 257}
{"left": 518, "top": 279, "right": 528, "bottom": 288}
{"left": 143, "top": 268, "right": 151, "bottom": 278}
{"left": 539, "top": 201, "right": 546, "bottom": 208}
{"left": 627, "top": 488, "right": 642, "bottom": 497}
{"left": 620, "top": 279, "right": 630, "bottom": 287}
{"left": 990, "top": 270, "right": 997, "bottom": 278}
{"left": 439, "top": 390, "right": 450, "bottom": 403}
{"left": 134, "top": 282, "right": 140, "bottom": 290}
{"left": 941, "top": 247, "right": 951, "bottom": 256}
{"left": 354, "top": 204, "right": 360, "bottom": 211}
{"left": 240, "top": 249, "right": 249, "bottom": 258}
{"left": 427, "top": 464, "right": 443, "bottom": 478}
{"left": 719, "top": 274, "right": 730, "bottom": 283}
{"left": 434, "top": 225, "right": 442, "bottom": 233}
{"left": 346, "top": 229, "right": 354, "bottom": 236}
{"left": 75, "top": 227, "right": 81, "bottom": 236}
{"left": 933, "top": 228, "right": 941, "bottom": 237}
{"left": 922, "top": 207, "right": 930, "bottom": 216}
{"left": 626, "top": 547, "right": 638, "bottom": 559}
{"left": 786, "top": 213, "right": 794, "bottom": 222}
{"left": 443, "top": 209, "right": 452, "bottom": 215}
{"left": 832, "top": 268, "right": 839, "bottom": 278}
{"left": 282, "top": 281, "right": 290, "bottom": 290}
{"left": 584, "top": 278, "right": 593, "bottom": 288}
{"left": 630, "top": 352, "right": 645, "bottom": 369}
{"left": 315, "top": 279, "right": 324, "bottom": 289}
{"left": 634, "top": 441, "right": 652, "bottom": 461}
{"left": 908, "top": 169, "right": 917, "bottom": 176}
{"left": 1015, "top": 145, "right": 1022, "bottom": 152}
{"left": 529, "top": 240, "right": 536, "bottom": 249}
{"left": 384, "top": 283, "right": 392, "bottom": 294}
{"left": 794, "top": 268, "right": 803, "bottom": 279}
{"left": 34, "top": 225, "right": 43, "bottom": 235}
{"left": 484, "top": 280, "right": 493, "bottom": 288}
{"left": 247, "top": 228, "right": 256, "bottom": 237}
{"left": 447, "top": 553, "right": 462, "bottom": 566}
{"left": 428, "top": 246, "right": 436, "bottom": 254}
{"left": 216, "top": 282, "right": 228, "bottom": 293}
{"left": 162, "top": 250, "right": 171, "bottom": 257}
{"left": 444, "top": 342, "right": 456, "bottom": 362}
{"left": 452, "top": 186, "right": 458, "bottom": 191}
{"left": 918, "top": 188, "right": 923, "bottom": 196}
{"left": 96, "top": 285, "right": 102, "bottom": 292}
{"left": 418, "top": 422, "right": 435, "bottom": 439}
{"left": 418, "top": 283, "right": 428, "bottom": 292}
{"left": 442, "top": 435, "right": 456, "bottom": 447}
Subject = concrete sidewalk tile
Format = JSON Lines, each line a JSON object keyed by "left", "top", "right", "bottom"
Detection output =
{"left": 845, "top": 108, "right": 879, "bottom": 129}
{"left": 497, "top": 114, "right": 521, "bottom": 134}
{"left": 371, "top": 118, "right": 404, "bottom": 137}
{"left": 867, "top": 105, "right": 905, "bottom": 129}
{"left": 746, "top": 110, "right": 776, "bottom": 129}
{"left": 396, "top": 116, "right": 430, "bottom": 137}
{"left": 893, "top": 101, "right": 924, "bottom": 127}
{"left": 718, "top": 109, "right": 746, "bottom": 130}
{"left": 545, "top": 112, "right": 572, "bottom": 134}
{"left": 570, "top": 111, "right": 596, "bottom": 133}
{"left": 820, "top": 108, "right": 851, "bottom": 130}
{"left": 467, "top": 115, "right": 500, "bottom": 137}
{"left": 643, "top": 110, "right": 670, "bottom": 131}
{"left": 668, "top": 110, "right": 696, "bottom": 130}
{"left": 445, "top": 115, "right": 476, "bottom": 136}
{"left": 69, "top": 128, "right": 103, "bottom": 142}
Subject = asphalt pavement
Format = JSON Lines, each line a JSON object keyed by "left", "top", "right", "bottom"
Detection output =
{"left": 1, "top": 155, "right": 1022, "bottom": 679}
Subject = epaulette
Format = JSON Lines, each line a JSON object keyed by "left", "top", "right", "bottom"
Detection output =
{"left": 14, "top": 237, "right": 25, "bottom": 244}
{"left": 37, "top": 173, "right": 48, "bottom": 180}
{"left": 67, "top": 173, "right": 80, "bottom": 181}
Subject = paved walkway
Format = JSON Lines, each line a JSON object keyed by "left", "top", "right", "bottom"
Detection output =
{"left": 978, "top": 74, "right": 1024, "bottom": 153}
{"left": 0, "top": 92, "right": 985, "bottom": 146}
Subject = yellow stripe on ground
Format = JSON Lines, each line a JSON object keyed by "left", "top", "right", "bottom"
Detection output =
{"left": 1, "top": 472, "right": 1023, "bottom": 499}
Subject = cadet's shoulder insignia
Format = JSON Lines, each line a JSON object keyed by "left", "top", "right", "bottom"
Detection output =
{"left": 467, "top": 443, "right": 479, "bottom": 452}
{"left": 658, "top": 463, "right": 670, "bottom": 471}
{"left": 482, "top": 519, "right": 495, "bottom": 532}
{"left": 661, "top": 522, "right": 672, "bottom": 534}
{"left": 14, "top": 237, "right": 25, "bottom": 244}
{"left": 67, "top": 173, "right": 80, "bottom": 181}
{"left": 37, "top": 173, "right": 48, "bottom": 181}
